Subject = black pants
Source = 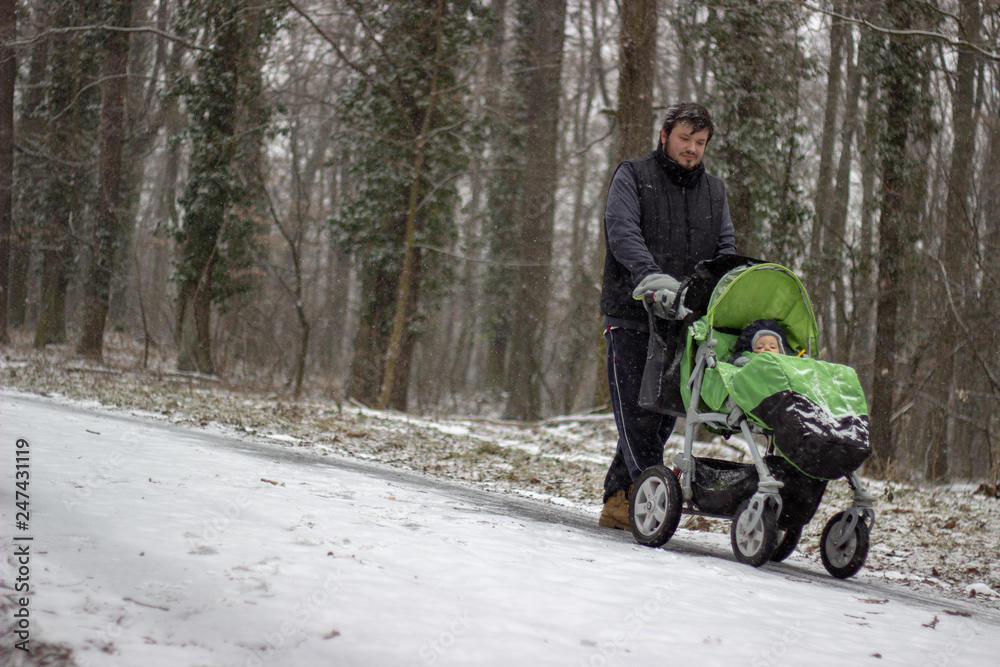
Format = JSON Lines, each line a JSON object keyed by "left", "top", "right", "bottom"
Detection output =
{"left": 603, "top": 326, "right": 677, "bottom": 503}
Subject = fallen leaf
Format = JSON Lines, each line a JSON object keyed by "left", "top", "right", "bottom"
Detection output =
{"left": 922, "top": 615, "right": 939, "bottom": 629}
{"left": 683, "top": 516, "right": 713, "bottom": 532}
{"left": 261, "top": 478, "right": 285, "bottom": 486}
{"left": 943, "top": 609, "right": 972, "bottom": 617}
{"left": 323, "top": 630, "right": 341, "bottom": 640}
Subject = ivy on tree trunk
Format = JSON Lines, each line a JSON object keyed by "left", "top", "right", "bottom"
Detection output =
{"left": 173, "top": 0, "right": 280, "bottom": 373}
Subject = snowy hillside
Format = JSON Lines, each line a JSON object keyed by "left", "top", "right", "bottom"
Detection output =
{"left": 2, "top": 343, "right": 1000, "bottom": 665}
{"left": 2, "top": 392, "right": 1000, "bottom": 667}
{"left": 3, "top": 345, "right": 998, "bottom": 606}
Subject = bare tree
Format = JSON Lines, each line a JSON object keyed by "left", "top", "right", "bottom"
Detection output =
{"left": 867, "top": 0, "right": 934, "bottom": 478}
{"left": 806, "top": 4, "right": 846, "bottom": 351}
{"left": 8, "top": 0, "right": 51, "bottom": 331}
{"left": 929, "top": 0, "right": 982, "bottom": 479}
{"left": 0, "top": 0, "right": 13, "bottom": 343}
{"left": 615, "top": 0, "right": 656, "bottom": 164}
{"left": 829, "top": 18, "right": 863, "bottom": 363}
{"left": 503, "top": 0, "right": 568, "bottom": 421}
{"left": 33, "top": 0, "right": 103, "bottom": 348}
{"left": 78, "top": 0, "right": 135, "bottom": 360}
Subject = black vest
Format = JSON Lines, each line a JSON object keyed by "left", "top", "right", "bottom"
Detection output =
{"left": 601, "top": 149, "right": 728, "bottom": 323}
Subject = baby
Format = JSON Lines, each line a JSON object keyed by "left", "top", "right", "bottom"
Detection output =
{"left": 728, "top": 319, "right": 789, "bottom": 366}
{"left": 751, "top": 330, "right": 783, "bottom": 354}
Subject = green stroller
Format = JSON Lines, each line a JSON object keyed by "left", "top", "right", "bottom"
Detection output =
{"left": 627, "top": 256, "right": 876, "bottom": 578}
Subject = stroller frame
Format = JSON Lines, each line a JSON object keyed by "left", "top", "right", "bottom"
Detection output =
{"left": 629, "top": 259, "right": 877, "bottom": 577}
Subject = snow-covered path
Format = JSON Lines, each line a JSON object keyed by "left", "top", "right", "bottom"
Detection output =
{"left": 1, "top": 392, "right": 998, "bottom": 666}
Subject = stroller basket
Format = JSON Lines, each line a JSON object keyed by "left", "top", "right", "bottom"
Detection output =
{"left": 690, "top": 456, "right": 827, "bottom": 526}
{"left": 690, "top": 458, "right": 756, "bottom": 516}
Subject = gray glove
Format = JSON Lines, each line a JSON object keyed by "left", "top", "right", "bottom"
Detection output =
{"left": 649, "top": 288, "right": 691, "bottom": 320}
{"left": 632, "top": 273, "right": 680, "bottom": 299}
{"left": 633, "top": 274, "right": 690, "bottom": 319}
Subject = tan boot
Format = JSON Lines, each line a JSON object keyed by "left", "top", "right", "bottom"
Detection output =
{"left": 599, "top": 488, "right": 630, "bottom": 530}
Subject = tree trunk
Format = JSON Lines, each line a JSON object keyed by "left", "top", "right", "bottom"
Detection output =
{"left": 78, "top": 0, "right": 134, "bottom": 359}
{"left": 0, "top": 0, "right": 13, "bottom": 343}
{"left": 175, "top": 0, "right": 274, "bottom": 373}
{"left": 829, "top": 21, "right": 861, "bottom": 363}
{"left": 389, "top": 257, "right": 423, "bottom": 411}
{"left": 147, "top": 35, "right": 185, "bottom": 342}
{"left": 347, "top": 267, "right": 395, "bottom": 405}
{"left": 7, "top": 240, "right": 26, "bottom": 327}
{"left": 34, "top": 0, "right": 94, "bottom": 347}
{"left": 616, "top": 0, "right": 656, "bottom": 164}
{"left": 503, "top": 0, "right": 567, "bottom": 421}
{"left": 108, "top": 0, "right": 170, "bottom": 334}
{"left": 868, "top": 2, "right": 927, "bottom": 478}
{"left": 668, "top": 2, "right": 697, "bottom": 103}
{"left": 560, "top": 3, "right": 602, "bottom": 413}
{"left": 980, "top": 69, "right": 1000, "bottom": 482}
{"left": 590, "top": 0, "right": 618, "bottom": 411}
{"left": 849, "top": 28, "right": 881, "bottom": 387}
{"left": 806, "top": 4, "right": 845, "bottom": 354}
{"left": 293, "top": 304, "right": 310, "bottom": 399}
{"left": 930, "top": 0, "right": 981, "bottom": 481}
{"left": 9, "top": 0, "right": 51, "bottom": 330}
{"left": 482, "top": 0, "right": 515, "bottom": 395}
{"left": 377, "top": 0, "right": 445, "bottom": 410}
{"left": 869, "top": 164, "right": 903, "bottom": 478}
{"left": 33, "top": 254, "right": 68, "bottom": 347}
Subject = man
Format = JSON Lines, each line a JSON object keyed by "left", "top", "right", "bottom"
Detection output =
{"left": 599, "top": 102, "right": 736, "bottom": 529}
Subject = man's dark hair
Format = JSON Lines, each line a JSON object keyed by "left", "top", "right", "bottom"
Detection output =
{"left": 661, "top": 103, "right": 715, "bottom": 143}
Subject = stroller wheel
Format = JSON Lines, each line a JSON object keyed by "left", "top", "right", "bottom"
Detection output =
{"left": 628, "top": 465, "right": 682, "bottom": 547}
{"left": 770, "top": 525, "right": 803, "bottom": 562}
{"left": 730, "top": 497, "right": 779, "bottom": 567}
{"left": 820, "top": 511, "right": 870, "bottom": 579}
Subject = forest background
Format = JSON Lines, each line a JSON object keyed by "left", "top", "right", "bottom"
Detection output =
{"left": 0, "top": 0, "right": 998, "bottom": 485}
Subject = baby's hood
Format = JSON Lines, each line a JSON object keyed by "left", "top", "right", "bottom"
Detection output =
{"left": 731, "top": 319, "right": 790, "bottom": 358}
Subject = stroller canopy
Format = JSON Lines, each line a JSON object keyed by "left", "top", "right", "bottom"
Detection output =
{"left": 686, "top": 262, "right": 870, "bottom": 480}
{"left": 704, "top": 263, "right": 818, "bottom": 356}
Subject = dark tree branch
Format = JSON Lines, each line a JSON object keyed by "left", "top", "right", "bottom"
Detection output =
{"left": 9, "top": 23, "right": 211, "bottom": 52}
{"left": 796, "top": 0, "right": 1000, "bottom": 61}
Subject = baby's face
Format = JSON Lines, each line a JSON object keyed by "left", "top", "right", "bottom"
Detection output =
{"left": 753, "top": 335, "right": 781, "bottom": 354}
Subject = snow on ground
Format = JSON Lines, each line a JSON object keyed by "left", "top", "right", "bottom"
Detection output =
{"left": 2, "top": 339, "right": 1000, "bottom": 664}
{"left": 5, "top": 343, "right": 999, "bottom": 604}
{"left": 2, "top": 392, "right": 1000, "bottom": 667}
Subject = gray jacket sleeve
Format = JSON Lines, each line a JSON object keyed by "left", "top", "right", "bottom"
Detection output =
{"left": 604, "top": 162, "right": 662, "bottom": 286}
{"left": 716, "top": 193, "right": 737, "bottom": 256}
